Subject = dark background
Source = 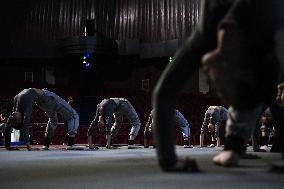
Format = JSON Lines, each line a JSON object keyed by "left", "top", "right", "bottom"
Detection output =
{"left": 0, "top": 0, "right": 225, "bottom": 145}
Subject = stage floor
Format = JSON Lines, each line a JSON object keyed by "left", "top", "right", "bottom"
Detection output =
{"left": 0, "top": 145, "right": 283, "bottom": 189}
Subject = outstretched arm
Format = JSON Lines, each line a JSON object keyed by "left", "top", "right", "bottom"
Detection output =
{"left": 152, "top": 0, "right": 233, "bottom": 172}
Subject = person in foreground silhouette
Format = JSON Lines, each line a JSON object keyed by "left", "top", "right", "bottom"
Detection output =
{"left": 152, "top": 0, "right": 284, "bottom": 172}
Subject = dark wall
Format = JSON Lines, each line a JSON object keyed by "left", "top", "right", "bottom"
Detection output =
{"left": 0, "top": 0, "right": 199, "bottom": 58}
{"left": 0, "top": 59, "right": 45, "bottom": 96}
{"left": 0, "top": 0, "right": 202, "bottom": 98}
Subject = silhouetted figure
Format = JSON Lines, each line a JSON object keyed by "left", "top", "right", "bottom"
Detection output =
{"left": 5, "top": 88, "right": 79, "bottom": 151}
{"left": 87, "top": 98, "right": 141, "bottom": 149}
{"left": 153, "top": 0, "right": 284, "bottom": 171}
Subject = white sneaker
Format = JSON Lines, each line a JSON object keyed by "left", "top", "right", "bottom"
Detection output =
{"left": 260, "top": 145, "right": 269, "bottom": 152}
{"left": 128, "top": 145, "right": 136, "bottom": 149}
{"left": 183, "top": 145, "right": 193, "bottom": 148}
{"left": 106, "top": 145, "right": 118, "bottom": 149}
{"left": 42, "top": 146, "right": 49, "bottom": 150}
{"left": 66, "top": 145, "right": 76, "bottom": 150}
{"left": 209, "top": 144, "right": 215, "bottom": 148}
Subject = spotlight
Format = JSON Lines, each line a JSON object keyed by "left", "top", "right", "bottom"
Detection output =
{"left": 168, "top": 56, "right": 173, "bottom": 64}
{"left": 85, "top": 63, "right": 91, "bottom": 68}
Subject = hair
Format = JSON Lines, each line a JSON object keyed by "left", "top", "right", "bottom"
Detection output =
{"left": 68, "top": 96, "right": 74, "bottom": 101}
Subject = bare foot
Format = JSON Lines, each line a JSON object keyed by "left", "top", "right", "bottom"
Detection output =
{"left": 213, "top": 150, "right": 239, "bottom": 167}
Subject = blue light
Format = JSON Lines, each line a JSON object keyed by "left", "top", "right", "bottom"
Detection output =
{"left": 86, "top": 53, "right": 91, "bottom": 59}
{"left": 85, "top": 63, "right": 90, "bottom": 68}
